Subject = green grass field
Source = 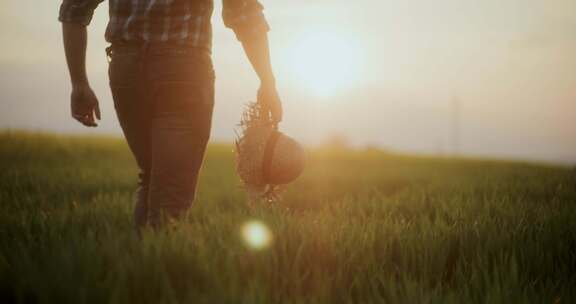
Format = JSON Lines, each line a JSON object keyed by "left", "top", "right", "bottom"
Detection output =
{"left": 1, "top": 131, "right": 575, "bottom": 303}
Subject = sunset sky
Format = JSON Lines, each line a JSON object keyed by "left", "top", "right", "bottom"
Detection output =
{"left": 1, "top": 0, "right": 575, "bottom": 164}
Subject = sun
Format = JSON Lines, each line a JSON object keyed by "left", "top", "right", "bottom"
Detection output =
{"left": 278, "top": 29, "right": 364, "bottom": 98}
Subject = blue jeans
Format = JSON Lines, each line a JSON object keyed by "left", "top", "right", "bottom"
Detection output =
{"left": 108, "top": 44, "right": 215, "bottom": 230}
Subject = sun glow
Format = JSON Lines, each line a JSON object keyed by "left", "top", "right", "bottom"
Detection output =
{"left": 278, "top": 29, "right": 364, "bottom": 98}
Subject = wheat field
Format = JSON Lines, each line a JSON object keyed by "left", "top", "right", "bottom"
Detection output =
{"left": 0, "top": 131, "right": 575, "bottom": 303}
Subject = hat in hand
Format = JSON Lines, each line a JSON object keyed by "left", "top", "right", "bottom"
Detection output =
{"left": 235, "top": 102, "right": 305, "bottom": 202}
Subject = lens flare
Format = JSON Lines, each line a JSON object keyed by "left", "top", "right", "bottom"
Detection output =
{"left": 241, "top": 220, "right": 272, "bottom": 250}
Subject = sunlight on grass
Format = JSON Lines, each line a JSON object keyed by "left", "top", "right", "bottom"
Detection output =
{"left": 1, "top": 132, "right": 575, "bottom": 303}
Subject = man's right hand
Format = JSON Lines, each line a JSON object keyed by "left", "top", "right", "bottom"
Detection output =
{"left": 62, "top": 23, "right": 100, "bottom": 127}
{"left": 71, "top": 83, "right": 101, "bottom": 127}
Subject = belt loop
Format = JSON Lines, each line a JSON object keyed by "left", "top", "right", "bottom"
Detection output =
{"left": 105, "top": 45, "right": 113, "bottom": 63}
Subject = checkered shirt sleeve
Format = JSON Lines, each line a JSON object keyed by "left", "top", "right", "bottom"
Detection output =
{"left": 58, "top": 0, "right": 104, "bottom": 26}
{"left": 222, "top": 0, "right": 270, "bottom": 41}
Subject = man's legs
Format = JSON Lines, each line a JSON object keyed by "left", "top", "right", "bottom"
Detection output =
{"left": 108, "top": 48, "right": 153, "bottom": 231}
{"left": 110, "top": 45, "right": 215, "bottom": 230}
{"left": 146, "top": 50, "right": 215, "bottom": 227}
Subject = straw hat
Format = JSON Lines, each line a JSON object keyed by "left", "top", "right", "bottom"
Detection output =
{"left": 236, "top": 102, "right": 306, "bottom": 201}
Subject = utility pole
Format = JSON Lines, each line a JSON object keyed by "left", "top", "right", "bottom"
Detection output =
{"left": 451, "top": 97, "right": 460, "bottom": 157}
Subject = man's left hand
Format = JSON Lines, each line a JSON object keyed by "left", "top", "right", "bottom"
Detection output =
{"left": 258, "top": 81, "right": 283, "bottom": 125}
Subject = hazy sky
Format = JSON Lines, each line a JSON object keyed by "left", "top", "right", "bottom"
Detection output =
{"left": 1, "top": 0, "right": 575, "bottom": 164}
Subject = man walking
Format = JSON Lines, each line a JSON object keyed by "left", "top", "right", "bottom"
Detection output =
{"left": 59, "top": 0, "right": 283, "bottom": 230}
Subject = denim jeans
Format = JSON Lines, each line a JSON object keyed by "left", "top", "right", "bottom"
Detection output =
{"left": 108, "top": 44, "right": 215, "bottom": 230}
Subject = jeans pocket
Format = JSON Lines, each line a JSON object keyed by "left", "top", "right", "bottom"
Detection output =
{"left": 152, "top": 80, "right": 214, "bottom": 116}
{"left": 148, "top": 51, "right": 215, "bottom": 84}
{"left": 108, "top": 53, "right": 141, "bottom": 88}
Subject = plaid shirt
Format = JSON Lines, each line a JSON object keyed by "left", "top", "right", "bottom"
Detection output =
{"left": 58, "top": 0, "right": 269, "bottom": 50}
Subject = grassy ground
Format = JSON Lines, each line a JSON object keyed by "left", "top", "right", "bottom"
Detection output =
{"left": 0, "top": 131, "right": 575, "bottom": 303}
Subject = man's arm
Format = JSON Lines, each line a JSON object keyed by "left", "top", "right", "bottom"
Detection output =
{"left": 62, "top": 23, "right": 100, "bottom": 127}
{"left": 241, "top": 34, "right": 275, "bottom": 87}
{"left": 223, "top": 0, "right": 283, "bottom": 123}
{"left": 240, "top": 34, "right": 283, "bottom": 124}
{"left": 59, "top": 0, "right": 103, "bottom": 127}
